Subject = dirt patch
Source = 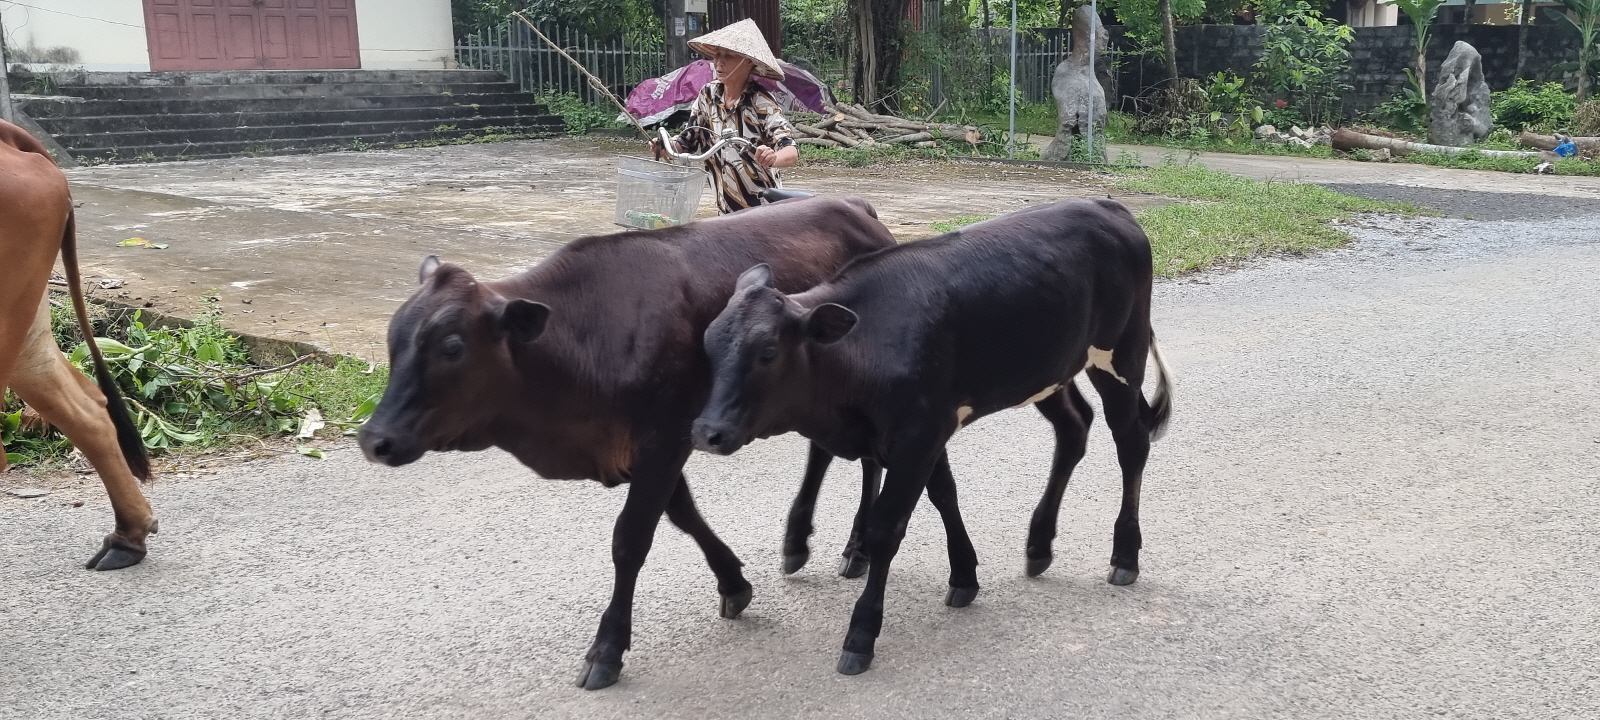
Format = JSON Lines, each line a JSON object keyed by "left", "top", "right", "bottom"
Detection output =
{"left": 63, "top": 138, "right": 1162, "bottom": 356}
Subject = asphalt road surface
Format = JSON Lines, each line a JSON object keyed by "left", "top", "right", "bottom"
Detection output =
{"left": 4, "top": 211, "right": 1597, "bottom": 719}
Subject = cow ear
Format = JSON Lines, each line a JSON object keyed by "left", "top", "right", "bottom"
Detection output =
{"left": 498, "top": 299, "right": 550, "bottom": 343}
{"left": 418, "top": 255, "right": 441, "bottom": 284}
{"left": 735, "top": 264, "right": 774, "bottom": 292}
{"left": 802, "top": 303, "right": 857, "bottom": 345}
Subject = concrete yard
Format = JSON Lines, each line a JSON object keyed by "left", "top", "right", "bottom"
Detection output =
{"left": 63, "top": 137, "right": 1160, "bottom": 360}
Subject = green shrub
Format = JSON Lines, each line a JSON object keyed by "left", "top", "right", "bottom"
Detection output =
{"left": 1491, "top": 80, "right": 1577, "bottom": 132}
{"left": 538, "top": 92, "right": 625, "bottom": 136}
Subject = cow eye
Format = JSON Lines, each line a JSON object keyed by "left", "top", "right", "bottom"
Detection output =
{"left": 440, "top": 336, "right": 465, "bottom": 360}
{"left": 758, "top": 345, "right": 778, "bottom": 364}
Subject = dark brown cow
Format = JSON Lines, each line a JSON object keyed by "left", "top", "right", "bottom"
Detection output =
{"left": 0, "top": 120, "right": 156, "bottom": 570}
{"left": 357, "top": 197, "right": 905, "bottom": 689}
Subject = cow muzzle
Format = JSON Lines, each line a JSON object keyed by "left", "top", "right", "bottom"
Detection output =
{"left": 357, "top": 425, "right": 427, "bottom": 467}
{"left": 691, "top": 418, "right": 746, "bottom": 456}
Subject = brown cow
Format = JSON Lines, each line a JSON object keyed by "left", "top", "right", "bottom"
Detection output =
{"left": 357, "top": 197, "right": 920, "bottom": 689}
{"left": 0, "top": 119, "right": 156, "bottom": 570}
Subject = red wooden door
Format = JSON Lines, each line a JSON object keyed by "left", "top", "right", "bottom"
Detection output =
{"left": 145, "top": 0, "right": 360, "bottom": 71}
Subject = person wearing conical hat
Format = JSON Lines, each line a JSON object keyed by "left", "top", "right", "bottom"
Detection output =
{"left": 651, "top": 19, "right": 799, "bottom": 214}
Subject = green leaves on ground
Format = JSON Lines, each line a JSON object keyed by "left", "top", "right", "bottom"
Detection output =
{"left": 1, "top": 306, "right": 387, "bottom": 468}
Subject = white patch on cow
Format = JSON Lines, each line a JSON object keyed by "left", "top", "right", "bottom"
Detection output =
{"left": 956, "top": 406, "right": 974, "bottom": 426}
{"left": 1085, "top": 346, "right": 1130, "bottom": 385}
{"left": 1015, "top": 383, "right": 1062, "bottom": 408}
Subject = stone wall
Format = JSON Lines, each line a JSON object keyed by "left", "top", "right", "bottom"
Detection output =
{"left": 1107, "top": 24, "right": 1580, "bottom": 119}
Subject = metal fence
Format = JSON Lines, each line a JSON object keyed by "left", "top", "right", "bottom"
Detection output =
{"left": 455, "top": 20, "right": 665, "bottom": 101}
{"left": 455, "top": 14, "right": 1089, "bottom": 110}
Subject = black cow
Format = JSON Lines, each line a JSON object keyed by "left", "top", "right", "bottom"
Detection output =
{"left": 356, "top": 196, "right": 976, "bottom": 689}
{"left": 692, "top": 198, "right": 1175, "bottom": 675}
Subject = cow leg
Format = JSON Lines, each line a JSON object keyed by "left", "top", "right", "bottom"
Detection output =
{"left": 1086, "top": 366, "right": 1150, "bottom": 587}
{"left": 924, "top": 452, "right": 980, "bottom": 607}
{"left": 837, "top": 458, "right": 881, "bottom": 579}
{"left": 665, "top": 474, "right": 753, "bottom": 618}
{"left": 781, "top": 443, "right": 833, "bottom": 574}
{"left": 837, "top": 438, "right": 943, "bottom": 676}
{"left": 9, "top": 299, "right": 155, "bottom": 571}
{"left": 1025, "top": 382, "right": 1094, "bottom": 577}
{"left": 576, "top": 447, "right": 683, "bottom": 691}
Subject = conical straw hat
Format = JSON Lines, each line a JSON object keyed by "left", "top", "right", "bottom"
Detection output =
{"left": 689, "top": 19, "right": 785, "bottom": 81}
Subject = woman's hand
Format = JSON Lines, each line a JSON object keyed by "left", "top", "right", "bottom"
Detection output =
{"left": 753, "top": 145, "right": 799, "bottom": 168}
{"left": 649, "top": 138, "right": 681, "bottom": 161}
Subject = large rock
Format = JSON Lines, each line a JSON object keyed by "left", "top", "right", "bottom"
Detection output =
{"left": 1041, "top": 6, "right": 1109, "bottom": 162}
{"left": 1429, "top": 41, "right": 1492, "bottom": 147}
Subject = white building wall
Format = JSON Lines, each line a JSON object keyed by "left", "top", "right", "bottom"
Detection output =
{"left": 358, "top": 0, "right": 456, "bottom": 69}
{"left": 0, "top": 0, "right": 456, "bottom": 72}
{"left": 0, "top": 1, "right": 151, "bottom": 71}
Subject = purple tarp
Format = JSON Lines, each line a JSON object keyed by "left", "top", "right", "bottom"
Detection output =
{"left": 622, "top": 60, "right": 835, "bottom": 126}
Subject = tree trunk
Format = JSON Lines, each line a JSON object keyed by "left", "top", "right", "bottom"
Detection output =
{"left": 1332, "top": 128, "right": 1546, "bottom": 158}
{"left": 1515, "top": 2, "right": 1530, "bottom": 80}
{"left": 1580, "top": 44, "right": 1593, "bottom": 102}
{"left": 1415, "top": 46, "right": 1428, "bottom": 105}
{"left": 1160, "top": 0, "right": 1178, "bottom": 81}
{"left": 983, "top": 0, "right": 992, "bottom": 28}
{"left": 850, "top": 0, "right": 909, "bottom": 113}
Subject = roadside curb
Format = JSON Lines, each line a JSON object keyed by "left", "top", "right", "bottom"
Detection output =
{"left": 50, "top": 289, "right": 341, "bottom": 366}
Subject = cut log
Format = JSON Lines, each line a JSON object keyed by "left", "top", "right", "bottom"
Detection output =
{"left": 885, "top": 131, "right": 935, "bottom": 144}
{"left": 914, "top": 140, "right": 939, "bottom": 148}
{"left": 1517, "top": 131, "right": 1600, "bottom": 153}
{"left": 1331, "top": 129, "right": 1547, "bottom": 159}
{"left": 796, "top": 137, "right": 842, "bottom": 148}
{"left": 824, "top": 131, "right": 860, "bottom": 148}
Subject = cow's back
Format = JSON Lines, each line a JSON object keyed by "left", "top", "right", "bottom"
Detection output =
{"left": 490, "top": 195, "right": 894, "bottom": 417}
{"left": 805, "top": 199, "right": 1150, "bottom": 409}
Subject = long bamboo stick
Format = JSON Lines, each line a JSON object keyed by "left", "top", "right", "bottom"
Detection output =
{"left": 511, "top": 11, "right": 650, "bottom": 140}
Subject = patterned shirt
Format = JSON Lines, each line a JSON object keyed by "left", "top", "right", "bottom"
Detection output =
{"left": 673, "top": 80, "right": 797, "bottom": 214}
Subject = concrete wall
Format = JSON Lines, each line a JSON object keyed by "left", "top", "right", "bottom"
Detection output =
{"left": 0, "top": 0, "right": 455, "bottom": 72}
{"left": 1111, "top": 24, "right": 1581, "bottom": 119}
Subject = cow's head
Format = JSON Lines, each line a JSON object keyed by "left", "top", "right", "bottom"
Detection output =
{"left": 692, "top": 264, "right": 857, "bottom": 455}
{"left": 358, "top": 256, "right": 549, "bottom": 466}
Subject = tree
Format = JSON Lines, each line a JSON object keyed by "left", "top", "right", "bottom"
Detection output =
{"left": 1546, "top": 0, "right": 1600, "bottom": 100}
{"left": 1391, "top": 0, "right": 1445, "bottom": 104}
{"left": 850, "top": 0, "right": 912, "bottom": 112}
{"left": 1160, "top": 0, "right": 1178, "bottom": 81}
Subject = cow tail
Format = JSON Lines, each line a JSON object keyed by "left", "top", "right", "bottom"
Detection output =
{"left": 1141, "top": 329, "right": 1174, "bottom": 442}
{"left": 60, "top": 210, "right": 152, "bottom": 481}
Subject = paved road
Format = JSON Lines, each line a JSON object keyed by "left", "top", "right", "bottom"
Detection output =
{"left": 5, "top": 208, "right": 1597, "bottom": 719}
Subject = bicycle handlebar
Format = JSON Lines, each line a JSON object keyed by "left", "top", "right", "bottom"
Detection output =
{"left": 655, "top": 127, "right": 755, "bottom": 162}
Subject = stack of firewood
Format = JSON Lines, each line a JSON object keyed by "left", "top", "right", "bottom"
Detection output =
{"left": 790, "top": 102, "right": 984, "bottom": 149}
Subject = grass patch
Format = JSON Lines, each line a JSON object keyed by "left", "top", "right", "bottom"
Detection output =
{"left": 927, "top": 163, "right": 1416, "bottom": 277}
{"left": 931, "top": 215, "right": 993, "bottom": 233}
{"left": 2, "top": 301, "right": 386, "bottom": 469}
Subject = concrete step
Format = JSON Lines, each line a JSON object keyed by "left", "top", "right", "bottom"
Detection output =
{"left": 46, "top": 69, "right": 508, "bottom": 87}
{"left": 51, "top": 81, "right": 523, "bottom": 101}
{"left": 19, "top": 69, "right": 567, "bottom": 164}
{"left": 21, "top": 93, "right": 540, "bottom": 119}
{"left": 57, "top": 114, "right": 560, "bottom": 151}
{"left": 34, "top": 103, "right": 552, "bottom": 135}
{"left": 66, "top": 124, "right": 564, "bottom": 163}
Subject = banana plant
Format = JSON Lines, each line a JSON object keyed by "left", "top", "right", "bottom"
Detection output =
{"left": 1391, "top": 0, "right": 1446, "bottom": 105}
{"left": 1546, "top": 0, "right": 1600, "bottom": 101}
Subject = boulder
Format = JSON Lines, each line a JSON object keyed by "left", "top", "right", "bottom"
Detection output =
{"left": 1041, "top": 5, "right": 1109, "bottom": 162}
{"left": 1429, "top": 41, "right": 1492, "bottom": 147}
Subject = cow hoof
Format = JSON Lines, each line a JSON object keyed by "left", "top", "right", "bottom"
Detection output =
{"left": 944, "top": 585, "right": 979, "bottom": 608}
{"left": 838, "top": 552, "right": 869, "bottom": 579}
{"left": 1025, "top": 556, "right": 1052, "bottom": 578}
{"left": 782, "top": 550, "right": 810, "bottom": 575}
{"left": 575, "top": 659, "right": 622, "bottom": 690}
{"left": 1107, "top": 567, "right": 1139, "bottom": 586}
{"left": 719, "top": 586, "right": 753, "bottom": 619}
{"left": 85, "top": 538, "right": 146, "bottom": 571}
{"left": 836, "top": 650, "right": 874, "bottom": 675}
